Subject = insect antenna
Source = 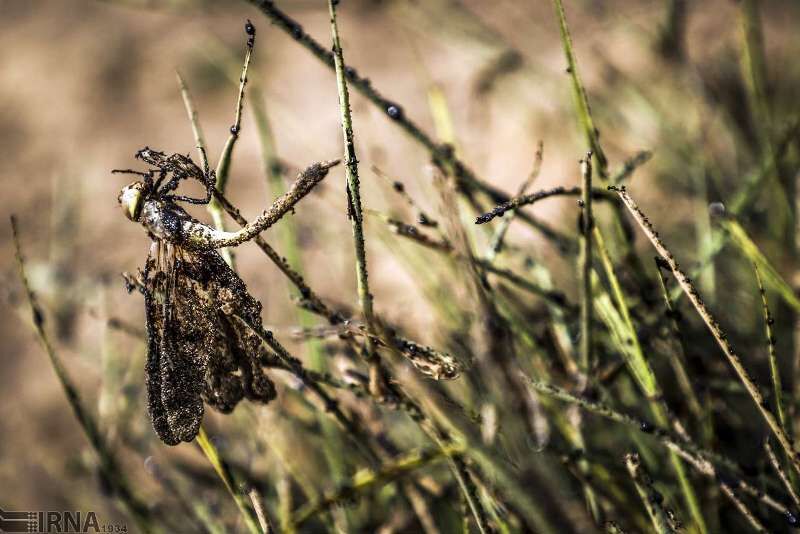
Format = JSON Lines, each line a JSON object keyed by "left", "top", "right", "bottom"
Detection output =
{"left": 111, "top": 168, "right": 154, "bottom": 181}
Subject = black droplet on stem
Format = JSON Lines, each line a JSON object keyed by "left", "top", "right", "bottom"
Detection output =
{"left": 649, "top": 490, "right": 663, "bottom": 505}
{"left": 418, "top": 213, "right": 435, "bottom": 227}
{"left": 245, "top": 20, "right": 256, "bottom": 36}
{"left": 386, "top": 104, "right": 403, "bottom": 120}
{"left": 32, "top": 304, "right": 45, "bottom": 328}
{"left": 640, "top": 420, "right": 655, "bottom": 433}
{"left": 708, "top": 201, "right": 726, "bottom": 218}
{"left": 230, "top": 125, "right": 239, "bottom": 135}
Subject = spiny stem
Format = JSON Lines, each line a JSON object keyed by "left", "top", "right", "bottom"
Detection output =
{"left": 624, "top": 452, "right": 679, "bottom": 534}
{"left": 754, "top": 264, "right": 787, "bottom": 430}
{"left": 611, "top": 185, "right": 800, "bottom": 476}
{"left": 327, "top": 0, "right": 382, "bottom": 396}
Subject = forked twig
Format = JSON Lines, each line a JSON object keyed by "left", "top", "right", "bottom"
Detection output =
{"left": 624, "top": 452, "right": 679, "bottom": 534}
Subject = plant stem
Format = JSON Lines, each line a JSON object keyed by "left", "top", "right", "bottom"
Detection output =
{"left": 327, "top": 0, "right": 382, "bottom": 395}
{"left": 551, "top": 0, "right": 608, "bottom": 177}
{"left": 625, "top": 452, "right": 678, "bottom": 534}
{"left": 176, "top": 71, "right": 234, "bottom": 268}
{"left": 196, "top": 427, "right": 263, "bottom": 534}
{"left": 580, "top": 153, "right": 593, "bottom": 372}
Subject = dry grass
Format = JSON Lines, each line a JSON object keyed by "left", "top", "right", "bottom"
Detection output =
{"left": 3, "top": 1, "right": 800, "bottom": 532}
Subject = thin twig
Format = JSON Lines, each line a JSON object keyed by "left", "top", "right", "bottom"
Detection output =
{"left": 485, "top": 141, "right": 543, "bottom": 262}
{"left": 624, "top": 452, "right": 679, "bottom": 534}
{"left": 579, "top": 153, "right": 594, "bottom": 371}
{"left": 475, "top": 186, "right": 612, "bottom": 225}
{"left": 327, "top": 0, "right": 383, "bottom": 396}
{"left": 765, "top": 439, "right": 800, "bottom": 510}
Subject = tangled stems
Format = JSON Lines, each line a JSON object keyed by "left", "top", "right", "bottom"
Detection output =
{"left": 611, "top": 185, "right": 800, "bottom": 478}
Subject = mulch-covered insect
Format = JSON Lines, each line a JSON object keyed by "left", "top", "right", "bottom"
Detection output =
{"left": 115, "top": 150, "right": 338, "bottom": 445}
{"left": 112, "top": 20, "right": 340, "bottom": 445}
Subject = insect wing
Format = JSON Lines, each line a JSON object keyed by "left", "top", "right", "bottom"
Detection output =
{"left": 179, "top": 248, "right": 277, "bottom": 409}
{"left": 144, "top": 241, "right": 205, "bottom": 445}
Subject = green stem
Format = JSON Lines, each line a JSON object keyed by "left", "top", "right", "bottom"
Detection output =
{"left": 580, "top": 154, "right": 593, "bottom": 371}
{"left": 196, "top": 427, "right": 263, "bottom": 534}
{"left": 327, "top": 0, "right": 381, "bottom": 394}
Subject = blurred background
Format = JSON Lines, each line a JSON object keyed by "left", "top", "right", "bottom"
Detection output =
{"left": 1, "top": 0, "right": 800, "bottom": 532}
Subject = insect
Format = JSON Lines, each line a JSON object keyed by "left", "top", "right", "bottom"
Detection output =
{"left": 114, "top": 20, "right": 339, "bottom": 445}
{"left": 117, "top": 148, "right": 338, "bottom": 445}
{"left": 117, "top": 149, "right": 337, "bottom": 445}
